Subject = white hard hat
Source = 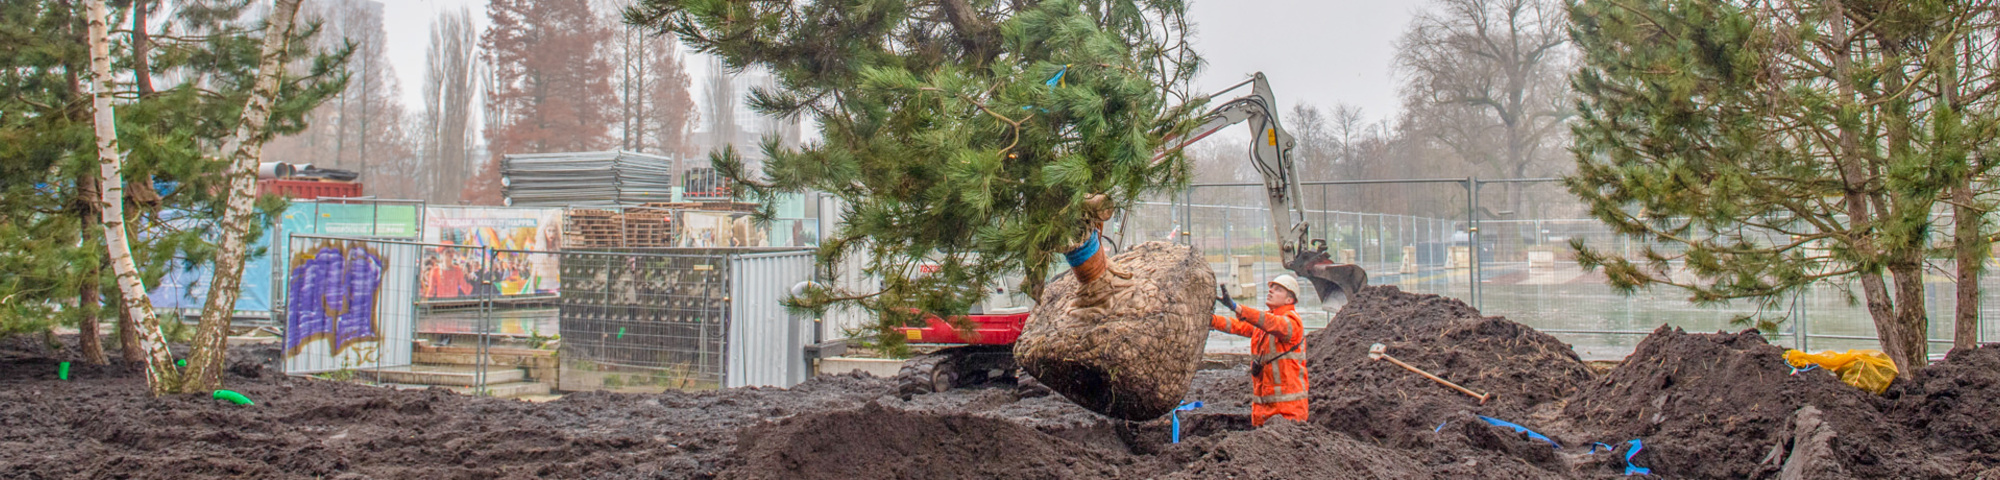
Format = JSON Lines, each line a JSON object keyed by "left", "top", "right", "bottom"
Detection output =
{"left": 1269, "top": 274, "right": 1301, "bottom": 297}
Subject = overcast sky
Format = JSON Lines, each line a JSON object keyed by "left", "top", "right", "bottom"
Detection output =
{"left": 379, "top": 0, "right": 1430, "bottom": 131}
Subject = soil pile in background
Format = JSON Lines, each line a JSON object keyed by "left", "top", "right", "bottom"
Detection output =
{"left": 722, "top": 401, "right": 1132, "bottom": 479}
{"left": 1891, "top": 344, "right": 2000, "bottom": 468}
{"left": 1563, "top": 327, "right": 1959, "bottom": 478}
{"left": 1297, "top": 285, "right": 1594, "bottom": 476}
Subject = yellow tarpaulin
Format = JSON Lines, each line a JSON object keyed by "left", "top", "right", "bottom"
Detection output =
{"left": 1783, "top": 349, "right": 1898, "bottom": 394}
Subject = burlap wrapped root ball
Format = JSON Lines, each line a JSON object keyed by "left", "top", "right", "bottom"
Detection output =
{"left": 1015, "top": 241, "right": 1214, "bottom": 420}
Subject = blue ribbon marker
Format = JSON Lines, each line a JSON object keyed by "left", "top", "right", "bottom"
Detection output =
{"left": 1045, "top": 64, "right": 1069, "bottom": 90}
{"left": 1789, "top": 364, "right": 1818, "bottom": 376}
{"left": 1171, "top": 401, "right": 1203, "bottom": 444}
{"left": 1064, "top": 231, "right": 1100, "bottom": 268}
{"left": 1623, "top": 439, "right": 1652, "bottom": 476}
{"left": 1435, "top": 421, "right": 1449, "bottom": 433}
{"left": 1585, "top": 442, "right": 1615, "bottom": 455}
{"left": 1477, "top": 416, "right": 1560, "bottom": 448}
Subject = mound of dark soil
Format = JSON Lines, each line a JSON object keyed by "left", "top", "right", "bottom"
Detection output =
{"left": 1563, "top": 327, "right": 1955, "bottom": 479}
{"left": 1304, "top": 286, "right": 1593, "bottom": 454}
{"left": 1891, "top": 344, "right": 2000, "bottom": 464}
{"left": 1157, "top": 419, "right": 1430, "bottom": 479}
{"left": 722, "top": 401, "right": 1133, "bottom": 479}
{"left": 0, "top": 336, "right": 897, "bottom": 480}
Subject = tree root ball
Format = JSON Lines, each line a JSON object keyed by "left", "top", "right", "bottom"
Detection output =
{"left": 1016, "top": 241, "right": 1214, "bottom": 421}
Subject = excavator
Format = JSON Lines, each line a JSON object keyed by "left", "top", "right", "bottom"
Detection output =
{"left": 895, "top": 72, "right": 1369, "bottom": 397}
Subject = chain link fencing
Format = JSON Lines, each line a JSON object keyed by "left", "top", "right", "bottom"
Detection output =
{"left": 1124, "top": 179, "right": 1998, "bottom": 360}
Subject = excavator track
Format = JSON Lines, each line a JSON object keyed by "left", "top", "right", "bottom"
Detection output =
{"left": 895, "top": 345, "right": 1041, "bottom": 399}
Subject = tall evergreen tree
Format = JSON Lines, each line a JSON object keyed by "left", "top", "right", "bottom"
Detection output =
{"left": 625, "top": 0, "right": 1204, "bottom": 346}
{"left": 0, "top": 0, "right": 347, "bottom": 377}
{"left": 1566, "top": 0, "right": 2000, "bottom": 376}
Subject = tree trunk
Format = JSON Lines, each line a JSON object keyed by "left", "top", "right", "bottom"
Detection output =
{"left": 1882, "top": 263, "right": 1930, "bottom": 377}
{"left": 1953, "top": 188, "right": 1982, "bottom": 352}
{"left": 84, "top": 0, "right": 180, "bottom": 393}
{"left": 117, "top": 291, "right": 142, "bottom": 364}
{"left": 132, "top": 0, "right": 154, "bottom": 95}
{"left": 74, "top": 171, "right": 109, "bottom": 365}
{"left": 184, "top": 0, "right": 306, "bottom": 392}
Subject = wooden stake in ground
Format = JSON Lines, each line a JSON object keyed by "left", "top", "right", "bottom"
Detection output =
{"left": 184, "top": 0, "right": 308, "bottom": 392}
{"left": 83, "top": 0, "right": 179, "bottom": 393}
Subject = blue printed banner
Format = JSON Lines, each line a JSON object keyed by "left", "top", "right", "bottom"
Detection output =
{"left": 285, "top": 240, "right": 387, "bottom": 355}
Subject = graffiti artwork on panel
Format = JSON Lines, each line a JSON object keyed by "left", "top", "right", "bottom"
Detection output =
{"left": 421, "top": 208, "right": 562, "bottom": 298}
{"left": 284, "top": 240, "right": 387, "bottom": 356}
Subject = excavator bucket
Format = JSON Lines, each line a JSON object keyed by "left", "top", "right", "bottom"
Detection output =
{"left": 1288, "top": 249, "right": 1368, "bottom": 302}
{"left": 1293, "top": 259, "right": 1367, "bottom": 303}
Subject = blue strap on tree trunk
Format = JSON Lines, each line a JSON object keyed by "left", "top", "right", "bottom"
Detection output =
{"left": 1064, "top": 231, "right": 1100, "bottom": 267}
{"left": 1171, "top": 401, "right": 1203, "bottom": 444}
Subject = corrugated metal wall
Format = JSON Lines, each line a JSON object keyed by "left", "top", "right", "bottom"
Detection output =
{"left": 726, "top": 250, "right": 815, "bottom": 388}
{"left": 283, "top": 238, "right": 419, "bottom": 374}
{"left": 814, "top": 196, "right": 878, "bottom": 343}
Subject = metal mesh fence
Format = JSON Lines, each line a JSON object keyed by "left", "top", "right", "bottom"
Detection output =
{"left": 1125, "top": 179, "right": 1997, "bottom": 360}
{"left": 554, "top": 250, "right": 732, "bottom": 392}
{"left": 277, "top": 232, "right": 810, "bottom": 396}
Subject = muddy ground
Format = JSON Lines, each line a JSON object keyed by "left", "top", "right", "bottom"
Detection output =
{"left": 5, "top": 286, "right": 2000, "bottom": 479}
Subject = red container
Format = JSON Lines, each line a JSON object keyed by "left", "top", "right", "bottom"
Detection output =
{"left": 258, "top": 179, "right": 362, "bottom": 199}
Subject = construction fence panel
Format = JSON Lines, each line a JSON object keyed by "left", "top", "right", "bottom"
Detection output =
{"left": 726, "top": 250, "right": 816, "bottom": 388}
{"left": 552, "top": 247, "right": 815, "bottom": 392}
{"left": 556, "top": 250, "right": 732, "bottom": 392}
{"left": 280, "top": 235, "right": 422, "bottom": 375}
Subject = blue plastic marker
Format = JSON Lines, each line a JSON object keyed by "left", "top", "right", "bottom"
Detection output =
{"left": 1623, "top": 439, "right": 1652, "bottom": 475}
{"left": 1477, "top": 416, "right": 1560, "bottom": 448}
{"left": 1171, "top": 401, "right": 1204, "bottom": 444}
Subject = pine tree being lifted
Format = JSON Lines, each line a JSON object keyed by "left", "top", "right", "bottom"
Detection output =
{"left": 625, "top": 0, "right": 1208, "bottom": 343}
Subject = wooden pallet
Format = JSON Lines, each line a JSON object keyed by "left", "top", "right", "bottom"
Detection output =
{"left": 622, "top": 211, "right": 676, "bottom": 247}
{"left": 564, "top": 209, "right": 625, "bottom": 248}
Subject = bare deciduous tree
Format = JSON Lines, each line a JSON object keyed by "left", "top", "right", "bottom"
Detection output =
{"left": 1395, "top": 0, "right": 1571, "bottom": 213}
{"left": 422, "top": 7, "right": 480, "bottom": 204}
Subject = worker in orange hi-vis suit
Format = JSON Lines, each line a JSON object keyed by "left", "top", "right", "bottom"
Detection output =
{"left": 1211, "top": 274, "right": 1309, "bottom": 426}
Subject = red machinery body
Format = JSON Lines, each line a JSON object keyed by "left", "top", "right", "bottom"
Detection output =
{"left": 896, "top": 312, "right": 1031, "bottom": 345}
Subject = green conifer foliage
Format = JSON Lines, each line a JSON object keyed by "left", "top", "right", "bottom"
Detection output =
{"left": 628, "top": 0, "right": 1205, "bottom": 347}
{"left": 1565, "top": 0, "right": 1999, "bottom": 376}
{"left": 0, "top": 1, "right": 347, "bottom": 344}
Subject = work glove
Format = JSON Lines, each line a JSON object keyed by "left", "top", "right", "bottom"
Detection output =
{"left": 1216, "top": 284, "right": 1237, "bottom": 312}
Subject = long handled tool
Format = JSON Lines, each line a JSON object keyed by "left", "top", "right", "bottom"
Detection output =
{"left": 1368, "top": 343, "right": 1492, "bottom": 405}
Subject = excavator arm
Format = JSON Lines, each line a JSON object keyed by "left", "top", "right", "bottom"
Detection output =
{"left": 1159, "top": 72, "right": 1367, "bottom": 302}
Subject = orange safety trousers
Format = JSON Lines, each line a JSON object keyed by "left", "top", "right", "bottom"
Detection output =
{"left": 1212, "top": 303, "right": 1309, "bottom": 426}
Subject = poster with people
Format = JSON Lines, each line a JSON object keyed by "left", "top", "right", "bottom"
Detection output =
{"left": 420, "top": 207, "right": 564, "bottom": 299}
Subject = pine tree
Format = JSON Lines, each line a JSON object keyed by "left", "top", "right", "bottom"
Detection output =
{"left": 1565, "top": 0, "right": 2000, "bottom": 377}
{"left": 0, "top": 0, "right": 347, "bottom": 385}
{"left": 625, "top": 0, "right": 1204, "bottom": 346}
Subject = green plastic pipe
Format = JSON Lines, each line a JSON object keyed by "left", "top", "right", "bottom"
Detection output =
{"left": 58, "top": 362, "right": 69, "bottom": 380}
{"left": 212, "top": 390, "right": 254, "bottom": 405}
